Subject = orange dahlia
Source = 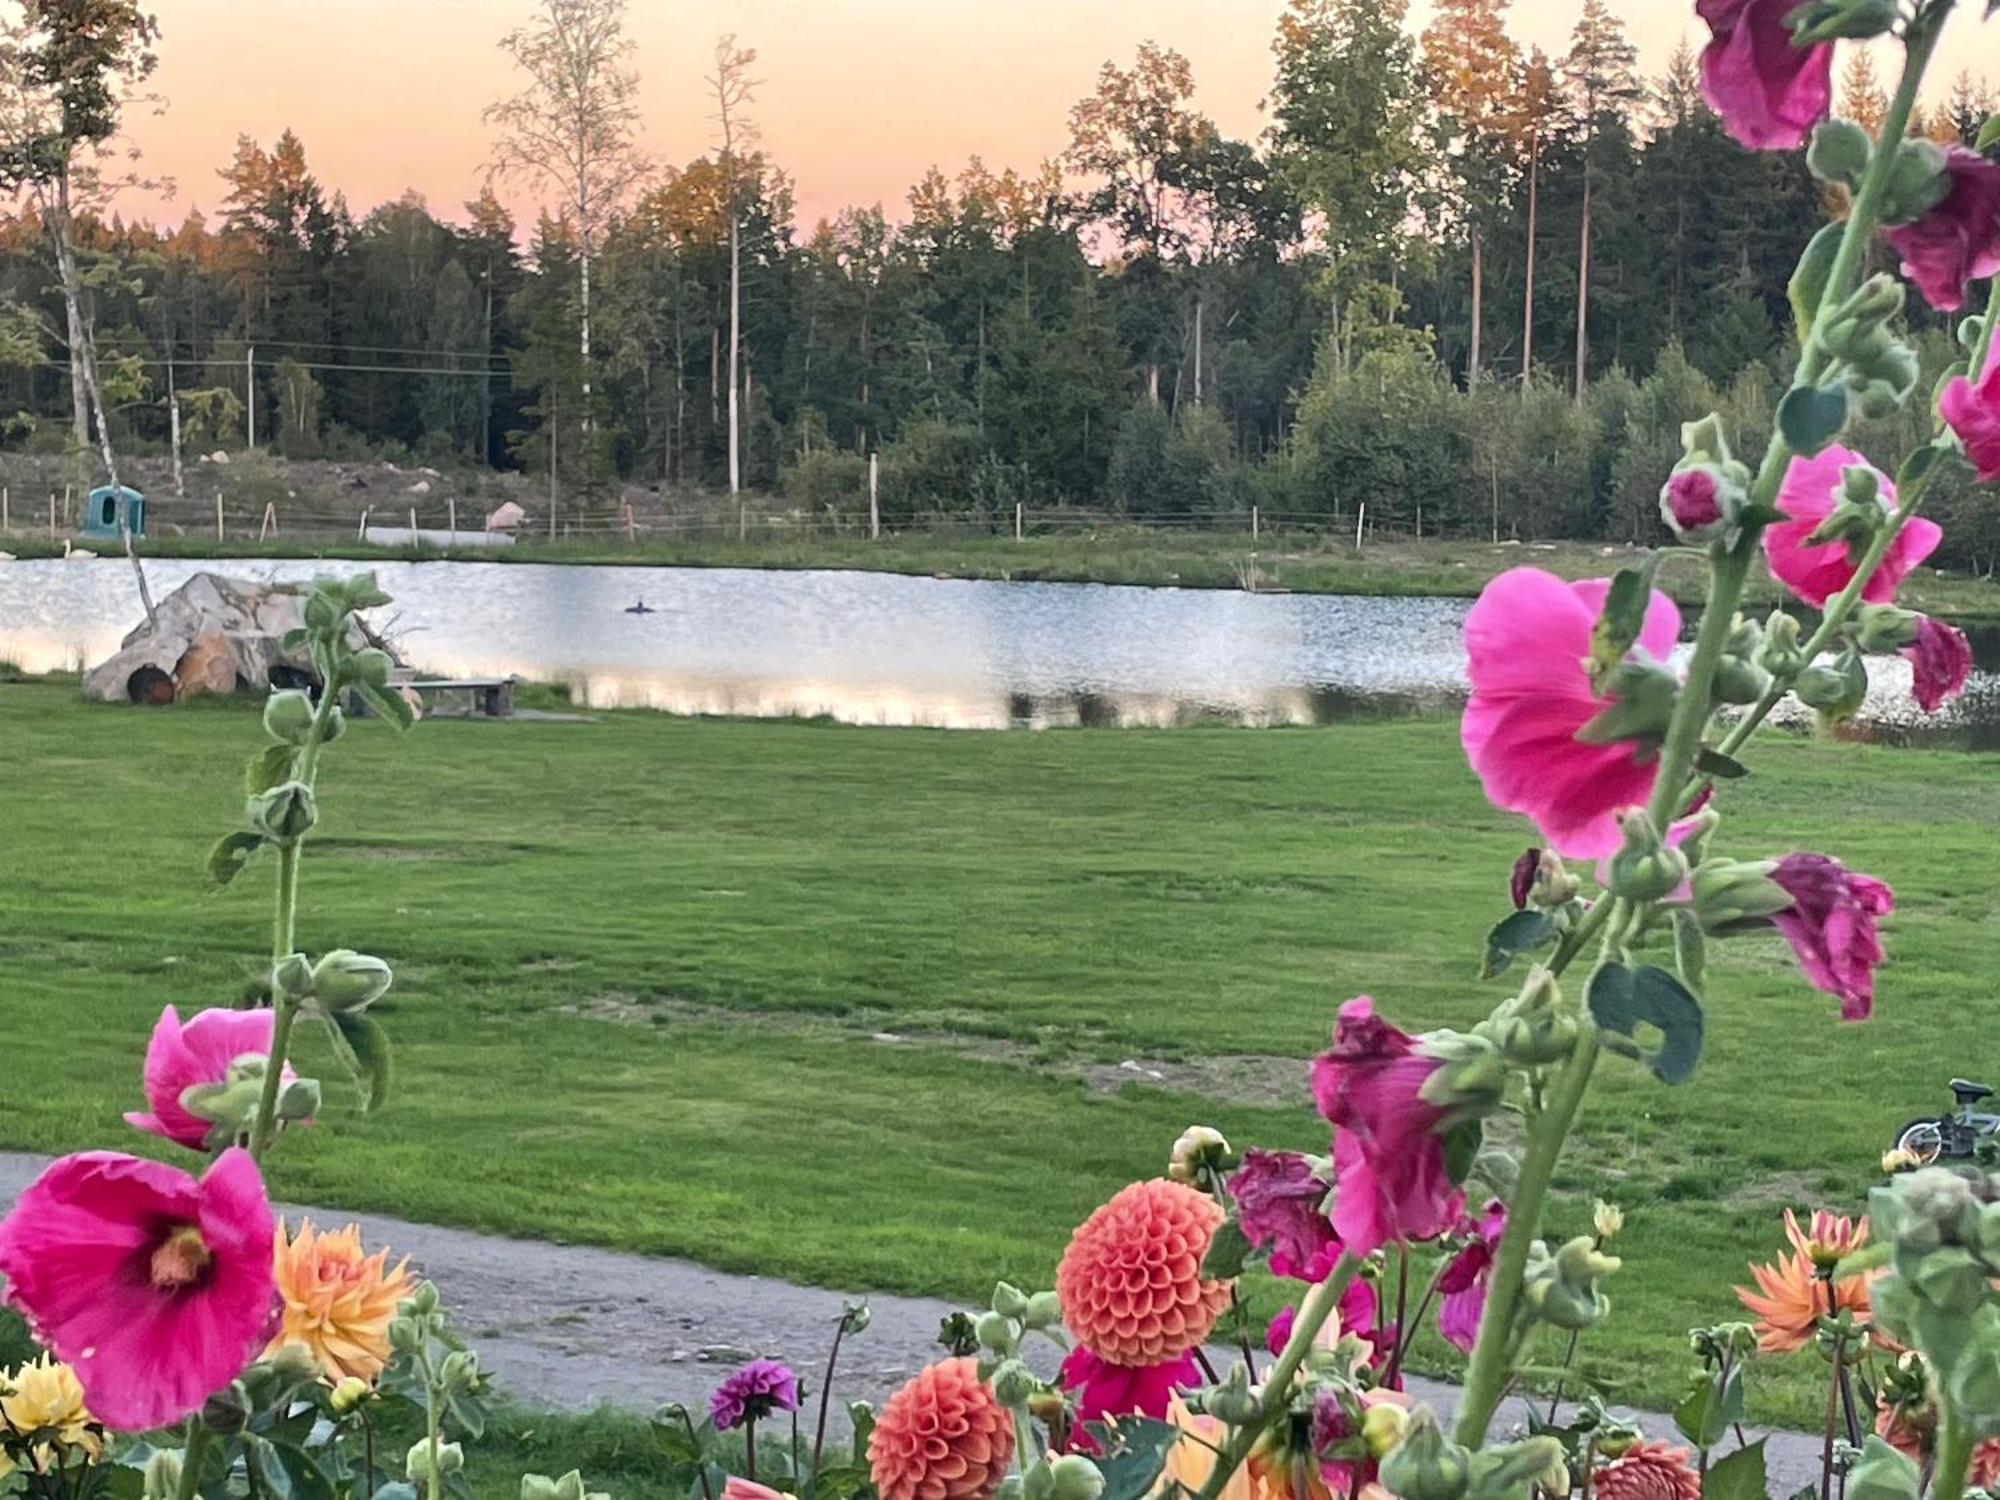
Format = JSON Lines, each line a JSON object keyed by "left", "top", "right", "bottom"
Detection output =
{"left": 268, "top": 1219, "right": 413, "bottom": 1382}
{"left": 868, "top": 1358, "right": 1014, "bottom": 1500}
{"left": 1734, "top": 1247, "right": 1870, "bottom": 1354}
{"left": 1593, "top": 1440, "right": 1700, "bottom": 1500}
{"left": 1784, "top": 1210, "right": 1868, "bottom": 1271}
{"left": 1878, "top": 1401, "right": 2000, "bottom": 1488}
{"left": 1056, "top": 1180, "right": 1234, "bottom": 1366}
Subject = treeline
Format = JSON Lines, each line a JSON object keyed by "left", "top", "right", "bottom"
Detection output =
{"left": 1, "top": 0, "right": 1996, "bottom": 569}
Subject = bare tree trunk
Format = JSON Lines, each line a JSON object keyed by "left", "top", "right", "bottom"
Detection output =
{"left": 1574, "top": 153, "right": 1592, "bottom": 401}
{"left": 1468, "top": 227, "right": 1483, "bottom": 386}
{"left": 1522, "top": 139, "right": 1538, "bottom": 387}
{"left": 1192, "top": 291, "right": 1204, "bottom": 405}
{"left": 49, "top": 171, "right": 155, "bottom": 627}
{"left": 168, "top": 365, "right": 185, "bottom": 502}
{"left": 727, "top": 207, "right": 741, "bottom": 494}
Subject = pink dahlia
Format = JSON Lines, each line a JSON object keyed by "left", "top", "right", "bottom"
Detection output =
{"left": 1437, "top": 1201, "right": 1507, "bottom": 1353}
{"left": 869, "top": 1359, "right": 1013, "bottom": 1500}
{"left": 0, "top": 1150, "right": 276, "bottom": 1432}
{"left": 1883, "top": 147, "right": 2000, "bottom": 313}
{"left": 1594, "top": 1439, "right": 1702, "bottom": 1500}
{"left": 1941, "top": 345, "right": 2000, "bottom": 483}
{"left": 1462, "top": 568, "right": 1681, "bottom": 860}
{"left": 1311, "top": 998, "right": 1462, "bottom": 1256}
{"left": 1908, "top": 616, "right": 1973, "bottom": 714}
{"left": 709, "top": 1359, "right": 799, "bottom": 1431}
{"left": 1696, "top": 0, "right": 1833, "bottom": 151}
{"left": 125, "top": 1005, "right": 301, "bottom": 1152}
{"left": 1770, "top": 854, "right": 1894, "bottom": 1020}
{"left": 1764, "top": 449, "right": 1941, "bottom": 608}
{"left": 1229, "top": 1150, "right": 1339, "bottom": 1282}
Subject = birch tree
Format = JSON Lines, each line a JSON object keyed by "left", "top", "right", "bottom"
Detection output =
{"left": 0, "top": 0, "right": 160, "bottom": 624}
{"left": 486, "top": 0, "right": 644, "bottom": 498}
{"left": 709, "top": 35, "right": 758, "bottom": 496}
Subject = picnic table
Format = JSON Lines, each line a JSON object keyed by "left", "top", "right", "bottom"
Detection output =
{"left": 348, "top": 675, "right": 517, "bottom": 719}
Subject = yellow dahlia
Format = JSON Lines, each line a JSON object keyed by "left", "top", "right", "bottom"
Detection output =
{"left": 0, "top": 1355, "right": 105, "bottom": 1471}
{"left": 268, "top": 1219, "right": 413, "bottom": 1382}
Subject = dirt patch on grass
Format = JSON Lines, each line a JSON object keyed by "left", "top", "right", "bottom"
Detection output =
{"left": 556, "top": 990, "right": 1306, "bottom": 1107}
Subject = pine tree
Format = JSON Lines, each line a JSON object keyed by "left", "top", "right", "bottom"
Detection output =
{"left": 1562, "top": 0, "right": 1642, "bottom": 398}
{"left": 1840, "top": 49, "right": 1886, "bottom": 132}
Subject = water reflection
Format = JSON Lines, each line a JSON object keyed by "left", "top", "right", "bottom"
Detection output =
{"left": 0, "top": 557, "right": 1993, "bottom": 738}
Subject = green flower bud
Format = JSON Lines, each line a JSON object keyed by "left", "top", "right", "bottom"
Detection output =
{"left": 273, "top": 951, "right": 315, "bottom": 999}
{"left": 842, "top": 1299, "right": 873, "bottom": 1334}
{"left": 1714, "top": 614, "right": 1773, "bottom": 705}
{"left": 1168, "top": 1125, "right": 1234, "bottom": 1185}
{"left": 1417, "top": 1030, "right": 1510, "bottom": 1123}
{"left": 1048, "top": 1455, "right": 1105, "bottom": 1500}
{"left": 352, "top": 648, "right": 395, "bottom": 690}
{"left": 991, "top": 1283, "right": 1031, "bottom": 1320}
{"left": 406, "top": 1440, "right": 465, "bottom": 1483}
{"left": 1023, "top": 1460, "right": 1057, "bottom": 1500}
{"left": 249, "top": 781, "right": 318, "bottom": 842}
{"left": 1379, "top": 1412, "right": 1471, "bottom": 1500}
{"left": 990, "top": 1358, "right": 1037, "bottom": 1407}
{"left": 277, "top": 1077, "right": 321, "bottom": 1121}
{"left": 143, "top": 1450, "right": 183, "bottom": 1500}
{"left": 407, "top": 1281, "right": 442, "bottom": 1317}
{"left": 1522, "top": 1237, "right": 1619, "bottom": 1331}
{"left": 1806, "top": 120, "right": 1873, "bottom": 186}
{"left": 997, "top": 1479, "right": 1026, "bottom": 1500}
{"left": 1465, "top": 1436, "right": 1568, "bottom": 1500}
{"left": 263, "top": 689, "right": 315, "bottom": 744}
{"left": 1760, "top": 611, "right": 1807, "bottom": 678}
{"left": 312, "top": 950, "right": 394, "bottom": 1011}
{"left": 389, "top": 1316, "right": 422, "bottom": 1354}
{"left": 1206, "top": 1362, "right": 1260, "bottom": 1426}
{"left": 1605, "top": 810, "right": 1688, "bottom": 903}
{"left": 323, "top": 705, "right": 347, "bottom": 742}
{"left": 1805, "top": 467, "right": 1887, "bottom": 550}
{"left": 1790, "top": 0, "right": 1899, "bottom": 43}
{"left": 200, "top": 1379, "right": 253, "bottom": 1434}
{"left": 304, "top": 590, "right": 343, "bottom": 632}
{"left": 1879, "top": 139, "right": 1952, "bottom": 227}
{"left": 441, "top": 1349, "right": 481, "bottom": 1392}
{"left": 1855, "top": 605, "right": 1922, "bottom": 654}
{"left": 1023, "top": 1292, "right": 1062, "bottom": 1332}
{"left": 975, "top": 1310, "right": 1021, "bottom": 1355}
{"left": 1795, "top": 649, "right": 1868, "bottom": 723}
{"left": 330, "top": 1375, "right": 372, "bottom": 1416}
{"left": 1688, "top": 857, "right": 1791, "bottom": 933}
{"left": 1575, "top": 661, "right": 1679, "bottom": 748}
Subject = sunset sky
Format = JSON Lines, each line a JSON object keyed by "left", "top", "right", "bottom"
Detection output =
{"left": 126, "top": 0, "right": 2000, "bottom": 237}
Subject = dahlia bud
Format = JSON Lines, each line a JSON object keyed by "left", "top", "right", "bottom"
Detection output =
{"left": 1379, "top": 1412, "right": 1471, "bottom": 1500}
{"left": 1361, "top": 1403, "right": 1410, "bottom": 1457}
{"left": 1593, "top": 1201, "right": 1624, "bottom": 1242}
{"left": 1605, "top": 810, "right": 1688, "bottom": 903}
{"left": 1870, "top": 1168, "right": 1980, "bottom": 1256}
{"left": 264, "top": 689, "right": 315, "bottom": 744}
{"left": 1855, "top": 605, "right": 1922, "bottom": 654}
{"left": 1882, "top": 1147, "right": 1922, "bottom": 1176}
{"left": 1806, "top": 120, "right": 1872, "bottom": 187}
{"left": 1168, "top": 1125, "right": 1234, "bottom": 1184}
{"left": 330, "top": 1375, "right": 372, "bottom": 1416}
{"left": 1048, "top": 1455, "right": 1105, "bottom": 1500}
{"left": 249, "top": 780, "right": 318, "bottom": 842}
{"left": 312, "top": 950, "right": 394, "bottom": 1011}
{"left": 304, "top": 589, "right": 343, "bottom": 632}
{"left": 1760, "top": 611, "right": 1807, "bottom": 679}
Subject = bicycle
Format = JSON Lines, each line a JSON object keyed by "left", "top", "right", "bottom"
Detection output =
{"left": 1893, "top": 1078, "right": 2000, "bottom": 1164}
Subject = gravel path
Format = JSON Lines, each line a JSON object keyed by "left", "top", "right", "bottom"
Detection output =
{"left": 0, "top": 1152, "right": 1825, "bottom": 1485}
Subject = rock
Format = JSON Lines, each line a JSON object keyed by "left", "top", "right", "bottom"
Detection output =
{"left": 172, "top": 631, "right": 237, "bottom": 699}
{"left": 200, "top": 450, "right": 229, "bottom": 465}
{"left": 0, "top": 551, "right": 14, "bottom": 562}
{"left": 407, "top": 480, "right": 432, "bottom": 496}
{"left": 81, "top": 572, "right": 393, "bottom": 704}
{"left": 486, "top": 501, "right": 526, "bottom": 532}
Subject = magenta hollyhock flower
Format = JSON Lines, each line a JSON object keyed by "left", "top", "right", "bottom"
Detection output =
{"left": 1883, "top": 147, "right": 2000, "bottom": 313}
{"left": 1764, "top": 448, "right": 1942, "bottom": 608}
{"left": 1229, "top": 1150, "right": 1339, "bottom": 1283}
{"left": 1696, "top": 0, "right": 1833, "bottom": 151}
{"left": 125, "top": 1005, "right": 302, "bottom": 1152}
{"left": 1509, "top": 848, "right": 1540, "bottom": 910}
{"left": 0, "top": 1149, "right": 276, "bottom": 1432}
{"left": 1462, "top": 568, "right": 1681, "bottom": 859}
{"left": 1941, "top": 346, "right": 2000, "bottom": 483}
{"left": 1907, "top": 617, "right": 1974, "bottom": 714}
{"left": 1060, "top": 1345, "right": 1196, "bottom": 1429}
{"left": 1663, "top": 469, "right": 1725, "bottom": 535}
{"left": 1770, "top": 854, "right": 1895, "bottom": 1020}
{"left": 1311, "top": 997, "right": 1463, "bottom": 1256}
{"left": 709, "top": 1358, "right": 799, "bottom": 1431}
{"left": 1437, "top": 1202, "right": 1508, "bottom": 1352}
{"left": 1264, "top": 1276, "right": 1384, "bottom": 1363}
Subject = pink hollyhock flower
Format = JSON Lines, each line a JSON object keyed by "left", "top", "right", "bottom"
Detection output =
{"left": 1663, "top": 468, "right": 1726, "bottom": 535}
{"left": 1883, "top": 147, "right": 2000, "bottom": 313}
{"left": 1311, "top": 997, "right": 1462, "bottom": 1256}
{"left": 1764, "top": 449, "right": 1941, "bottom": 608}
{"left": 1770, "top": 854, "right": 1894, "bottom": 1020}
{"left": 1696, "top": 0, "right": 1833, "bottom": 151}
{"left": 1462, "top": 568, "right": 1681, "bottom": 859}
{"left": 1437, "top": 1202, "right": 1507, "bottom": 1352}
{"left": 1941, "top": 345, "right": 2000, "bottom": 483}
{"left": 1265, "top": 1276, "right": 1387, "bottom": 1364}
{"left": 722, "top": 1482, "right": 790, "bottom": 1500}
{"left": 1230, "top": 1150, "right": 1339, "bottom": 1282}
{"left": 0, "top": 1149, "right": 276, "bottom": 1432}
{"left": 1060, "top": 1345, "right": 1197, "bottom": 1429}
{"left": 1908, "top": 617, "right": 1974, "bottom": 714}
{"left": 125, "top": 1005, "right": 302, "bottom": 1152}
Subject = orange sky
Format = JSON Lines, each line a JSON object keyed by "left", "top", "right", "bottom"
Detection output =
{"left": 124, "top": 0, "right": 2000, "bottom": 237}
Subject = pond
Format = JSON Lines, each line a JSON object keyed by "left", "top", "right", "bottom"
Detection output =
{"left": 2, "top": 557, "right": 1996, "bottom": 740}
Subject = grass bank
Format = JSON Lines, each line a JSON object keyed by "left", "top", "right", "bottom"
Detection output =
{"left": 1, "top": 688, "right": 1990, "bottom": 1427}
{"left": 9, "top": 529, "right": 2000, "bottom": 622}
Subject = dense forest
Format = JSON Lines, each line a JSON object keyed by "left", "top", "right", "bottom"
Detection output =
{"left": 3, "top": 0, "right": 2000, "bottom": 567}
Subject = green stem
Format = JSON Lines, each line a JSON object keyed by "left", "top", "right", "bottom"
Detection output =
{"left": 172, "top": 1423, "right": 210, "bottom": 1500}
{"left": 1194, "top": 1254, "right": 1358, "bottom": 1500}
{"left": 1933, "top": 1395, "right": 1975, "bottom": 1500}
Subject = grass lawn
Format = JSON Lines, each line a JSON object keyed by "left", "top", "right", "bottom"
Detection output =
{"left": 9, "top": 529, "right": 2000, "bottom": 625}
{"left": 2, "top": 685, "right": 1993, "bottom": 1430}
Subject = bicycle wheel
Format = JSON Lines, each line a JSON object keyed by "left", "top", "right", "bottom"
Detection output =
{"left": 1896, "top": 1119, "right": 1946, "bottom": 1165}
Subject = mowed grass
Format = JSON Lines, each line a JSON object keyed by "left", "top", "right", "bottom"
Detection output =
{"left": 2, "top": 686, "right": 1995, "bottom": 1427}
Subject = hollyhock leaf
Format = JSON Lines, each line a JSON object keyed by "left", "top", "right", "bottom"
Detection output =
{"left": 1981, "top": 115, "right": 2000, "bottom": 152}
{"left": 1778, "top": 384, "right": 1850, "bottom": 457}
{"left": 1587, "top": 963, "right": 1705, "bottom": 1085}
{"left": 1790, "top": 222, "right": 1844, "bottom": 338}
{"left": 247, "top": 743, "right": 299, "bottom": 795}
{"left": 1673, "top": 1372, "right": 1730, "bottom": 1449}
{"left": 355, "top": 679, "right": 417, "bottom": 731}
{"left": 1695, "top": 747, "right": 1749, "bottom": 779}
{"left": 1673, "top": 910, "right": 1708, "bottom": 992}
{"left": 1201, "top": 1219, "right": 1253, "bottom": 1279}
{"left": 1087, "top": 1416, "right": 1180, "bottom": 1500}
{"left": 1444, "top": 1119, "right": 1483, "bottom": 1184}
{"left": 1704, "top": 1440, "right": 1769, "bottom": 1500}
{"left": 1589, "top": 559, "right": 1662, "bottom": 677}
{"left": 325, "top": 1011, "right": 393, "bottom": 1111}
{"left": 1483, "top": 910, "right": 1558, "bottom": 979}
{"left": 206, "top": 829, "right": 266, "bottom": 889}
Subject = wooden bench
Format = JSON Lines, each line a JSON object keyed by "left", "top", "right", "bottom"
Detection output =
{"left": 348, "top": 676, "right": 516, "bottom": 719}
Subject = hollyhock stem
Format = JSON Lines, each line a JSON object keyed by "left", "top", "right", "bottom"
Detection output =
{"left": 248, "top": 683, "right": 343, "bottom": 1161}
{"left": 173, "top": 1423, "right": 210, "bottom": 1500}
{"left": 1934, "top": 1395, "right": 1974, "bottom": 1500}
{"left": 1194, "top": 1253, "right": 1359, "bottom": 1500}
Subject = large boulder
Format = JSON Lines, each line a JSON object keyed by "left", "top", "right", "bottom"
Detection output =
{"left": 81, "top": 571, "right": 389, "bottom": 704}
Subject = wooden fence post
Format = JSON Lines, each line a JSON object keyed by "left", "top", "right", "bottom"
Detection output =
{"left": 47, "top": 493, "right": 55, "bottom": 538}
{"left": 739, "top": 504, "right": 747, "bottom": 543}
{"left": 408, "top": 506, "right": 418, "bottom": 544}
{"left": 258, "top": 502, "right": 276, "bottom": 541}
{"left": 1015, "top": 502, "right": 1024, "bottom": 542}
{"left": 623, "top": 501, "right": 636, "bottom": 543}
{"left": 1354, "top": 503, "right": 1365, "bottom": 552}
{"left": 2, "top": 485, "right": 8, "bottom": 532}
{"left": 1251, "top": 504, "right": 1259, "bottom": 540}
{"left": 357, "top": 506, "right": 370, "bottom": 541}
{"left": 449, "top": 498, "right": 458, "bottom": 542}
{"left": 216, "top": 493, "right": 225, "bottom": 540}
{"left": 868, "top": 453, "right": 880, "bottom": 541}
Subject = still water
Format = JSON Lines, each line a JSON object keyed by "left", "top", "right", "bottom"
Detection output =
{"left": 1, "top": 557, "right": 1995, "bottom": 737}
